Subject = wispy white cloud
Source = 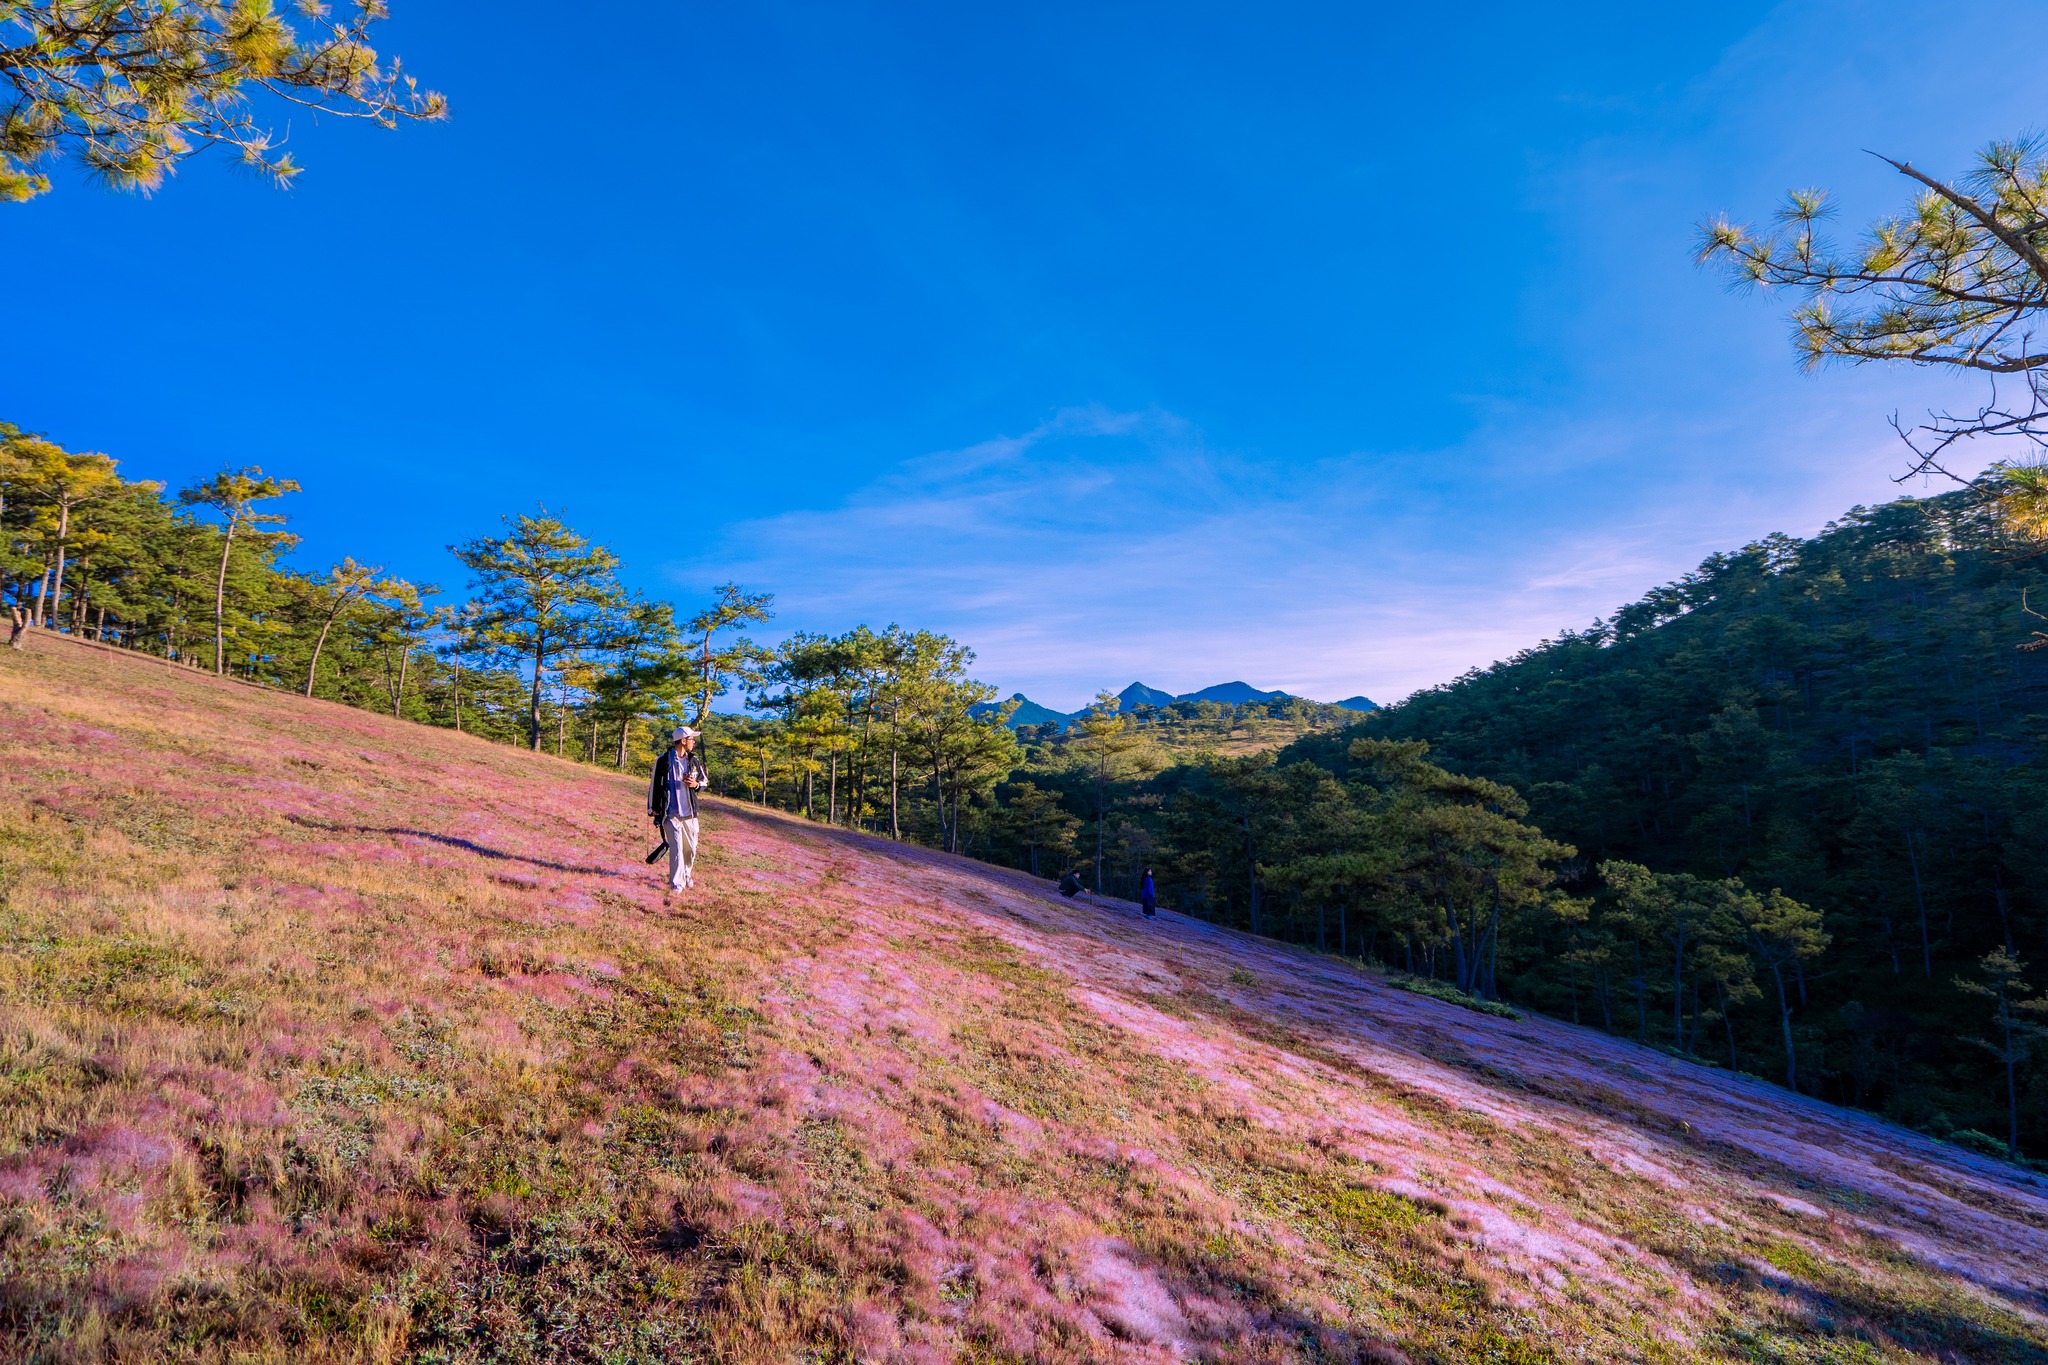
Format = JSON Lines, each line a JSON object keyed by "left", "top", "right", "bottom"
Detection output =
{"left": 666, "top": 367, "right": 1976, "bottom": 712}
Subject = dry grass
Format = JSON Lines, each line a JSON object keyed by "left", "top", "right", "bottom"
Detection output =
{"left": 3, "top": 633, "right": 2047, "bottom": 1364}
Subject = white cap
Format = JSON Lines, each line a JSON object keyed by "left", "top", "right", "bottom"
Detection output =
{"left": 672, "top": 726, "right": 700, "bottom": 741}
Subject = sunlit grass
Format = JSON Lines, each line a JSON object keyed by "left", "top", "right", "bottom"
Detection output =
{"left": 1, "top": 636, "right": 2044, "bottom": 1363}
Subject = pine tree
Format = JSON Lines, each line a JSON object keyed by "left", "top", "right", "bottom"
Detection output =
{"left": 1073, "top": 692, "right": 1145, "bottom": 892}
{"left": 179, "top": 468, "right": 298, "bottom": 676}
{"left": 1954, "top": 950, "right": 2048, "bottom": 1160}
{"left": 1702, "top": 136, "right": 2048, "bottom": 477}
{"left": 1, "top": 1, "right": 446, "bottom": 201}
{"left": 449, "top": 510, "right": 623, "bottom": 751}
{"left": 303, "top": 558, "right": 381, "bottom": 696}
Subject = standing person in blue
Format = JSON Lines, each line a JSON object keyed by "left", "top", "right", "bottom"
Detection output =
{"left": 1139, "top": 867, "right": 1157, "bottom": 918}
{"left": 648, "top": 725, "right": 710, "bottom": 892}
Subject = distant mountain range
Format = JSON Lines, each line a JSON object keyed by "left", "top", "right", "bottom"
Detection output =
{"left": 977, "top": 681, "right": 1378, "bottom": 731}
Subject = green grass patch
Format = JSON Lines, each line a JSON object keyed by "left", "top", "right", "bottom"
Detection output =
{"left": 1385, "top": 973, "right": 1521, "bottom": 1019}
{"left": 1761, "top": 1238, "right": 1824, "bottom": 1279}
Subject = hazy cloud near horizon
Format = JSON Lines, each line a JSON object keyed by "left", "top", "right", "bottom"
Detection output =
{"left": 672, "top": 366, "right": 1976, "bottom": 714}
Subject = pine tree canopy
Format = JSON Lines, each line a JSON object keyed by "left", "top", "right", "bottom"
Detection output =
{"left": 1702, "top": 135, "right": 2048, "bottom": 477}
{"left": 0, "top": 0, "right": 446, "bottom": 201}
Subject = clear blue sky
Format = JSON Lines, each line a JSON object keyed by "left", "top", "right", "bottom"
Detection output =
{"left": 4, "top": 2, "right": 2041, "bottom": 710}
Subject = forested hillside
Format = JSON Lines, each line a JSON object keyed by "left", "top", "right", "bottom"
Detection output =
{"left": 1352, "top": 492, "right": 2048, "bottom": 1154}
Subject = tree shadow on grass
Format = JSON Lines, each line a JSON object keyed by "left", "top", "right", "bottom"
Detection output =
{"left": 1683, "top": 1248, "right": 2048, "bottom": 1363}
{"left": 288, "top": 817, "right": 630, "bottom": 878}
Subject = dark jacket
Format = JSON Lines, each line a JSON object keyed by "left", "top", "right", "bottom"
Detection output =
{"left": 1140, "top": 873, "right": 1156, "bottom": 909}
{"left": 649, "top": 747, "right": 709, "bottom": 821}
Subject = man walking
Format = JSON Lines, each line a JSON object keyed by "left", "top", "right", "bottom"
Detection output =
{"left": 1139, "top": 867, "right": 1157, "bottom": 918}
{"left": 649, "top": 725, "right": 709, "bottom": 892}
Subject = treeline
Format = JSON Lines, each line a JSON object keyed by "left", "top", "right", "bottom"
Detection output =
{"left": 1011, "top": 694, "right": 1361, "bottom": 752}
{"left": 0, "top": 426, "right": 1026, "bottom": 844}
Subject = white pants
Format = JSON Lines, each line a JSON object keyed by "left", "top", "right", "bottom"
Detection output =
{"left": 663, "top": 815, "right": 700, "bottom": 889}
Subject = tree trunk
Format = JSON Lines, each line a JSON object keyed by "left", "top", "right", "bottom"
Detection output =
{"left": 2007, "top": 1038, "right": 2021, "bottom": 1159}
{"left": 1672, "top": 921, "right": 1688, "bottom": 1047}
{"left": 30, "top": 560, "right": 51, "bottom": 628}
{"left": 1487, "top": 911, "right": 1500, "bottom": 998}
{"left": 1480, "top": 882, "right": 1502, "bottom": 998}
{"left": 212, "top": 516, "right": 237, "bottom": 675}
{"left": 890, "top": 746, "right": 900, "bottom": 840}
{"left": 829, "top": 751, "right": 838, "bottom": 824}
{"left": 1765, "top": 957, "right": 1797, "bottom": 1090}
{"left": 1446, "top": 895, "right": 1470, "bottom": 993}
{"left": 1718, "top": 979, "right": 1738, "bottom": 1069}
{"left": 615, "top": 717, "right": 632, "bottom": 769}
{"left": 394, "top": 645, "right": 411, "bottom": 718}
{"left": 1245, "top": 816, "right": 1260, "bottom": 935}
{"left": 696, "top": 630, "right": 713, "bottom": 728}
{"left": 527, "top": 634, "right": 546, "bottom": 750}
{"left": 855, "top": 696, "right": 877, "bottom": 831}
{"left": 304, "top": 604, "right": 344, "bottom": 696}
{"left": 46, "top": 503, "right": 72, "bottom": 630}
{"left": 1905, "top": 829, "right": 1931, "bottom": 976}
{"left": 1095, "top": 758, "right": 1107, "bottom": 892}
{"left": 453, "top": 661, "right": 464, "bottom": 733}
{"left": 1633, "top": 942, "right": 1648, "bottom": 1043}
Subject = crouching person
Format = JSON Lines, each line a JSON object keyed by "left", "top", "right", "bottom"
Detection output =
{"left": 650, "top": 725, "right": 709, "bottom": 892}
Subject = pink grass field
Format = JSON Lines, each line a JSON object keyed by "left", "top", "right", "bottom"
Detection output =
{"left": 2, "top": 631, "right": 2046, "bottom": 1365}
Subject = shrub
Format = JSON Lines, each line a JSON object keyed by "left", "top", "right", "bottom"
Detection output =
{"left": 1385, "top": 974, "right": 1520, "bottom": 1020}
{"left": 1947, "top": 1128, "right": 2011, "bottom": 1159}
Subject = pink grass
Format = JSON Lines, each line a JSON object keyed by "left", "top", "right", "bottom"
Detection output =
{"left": 4, "top": 632, "right": 2047, "bottom": 1363}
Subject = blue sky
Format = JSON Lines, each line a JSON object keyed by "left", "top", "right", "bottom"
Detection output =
{"left": 4, "top": 1, "right": 2042, "bottom": 710}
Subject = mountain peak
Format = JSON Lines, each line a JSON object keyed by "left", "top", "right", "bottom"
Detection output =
{"left": 1177, "top": 680, "right": 1285, "bottom": 705}
{"left": 1116, "top": 681, "right": 1176, "bottom": 710}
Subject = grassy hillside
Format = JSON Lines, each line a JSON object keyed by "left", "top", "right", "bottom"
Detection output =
{"left": 3, "top": 634, "right": 2046, "bottom": 1364}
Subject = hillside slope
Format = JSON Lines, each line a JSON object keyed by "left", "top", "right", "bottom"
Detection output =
{"left": 2, "top": 635, "right": 2046, "bottom": 1364}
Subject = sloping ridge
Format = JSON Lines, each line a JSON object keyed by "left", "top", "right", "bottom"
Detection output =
{"left": 3, "top": 633, "right": 2046, "bottom": 1363}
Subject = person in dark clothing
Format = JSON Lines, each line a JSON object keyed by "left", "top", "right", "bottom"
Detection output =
{"left": 648, "top": 726, "right": 709, "bottom": 891}
{"left": 1057, "top": 869, "right": 1084, "bottom": 899}
{"left": 1139, "top": 867, "right": 1157, "bottom": 917}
